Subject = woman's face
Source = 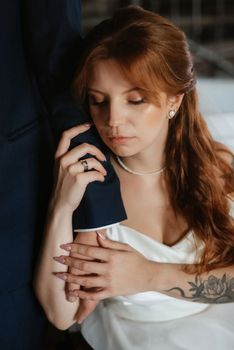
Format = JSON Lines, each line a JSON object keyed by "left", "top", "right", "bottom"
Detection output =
{"left": 87, "top": 59, "right": 179, "bottom": 158}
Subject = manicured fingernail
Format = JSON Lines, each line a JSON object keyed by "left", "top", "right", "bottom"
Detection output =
{"left": 53, "top": 256, "right": 66, "bottom": 264}
{"left": 60, "top": 244, "right": 71, "bottom": 251}
{"left": 83, "top": 122, "right": 92, "bottom": 128}
{"left": 96, "top": 231, "right": 105, "bottom": 239}
{"left": 54, "top": 272, "right": 67, "bottom": 281}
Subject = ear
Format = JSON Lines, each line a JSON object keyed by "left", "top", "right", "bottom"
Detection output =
{"left": 168, "top": 94, "right": 184, "bottom": 110}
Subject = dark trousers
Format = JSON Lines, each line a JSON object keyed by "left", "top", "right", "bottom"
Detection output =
{"left": 70, "top": 331, "right": 94, "bottom": 350}
{"left": 45, "top": 324, "right": 94, "bottom": 350}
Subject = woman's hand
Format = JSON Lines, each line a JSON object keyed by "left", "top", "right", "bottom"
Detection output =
{"left": 51, "top": 123, "right": 107, "bottom": 213}
{"left": 54, "top": 234, "right": 157, "bottom": 300}
{"left": 75, "top": 299, "right": 99, "bottom": 324}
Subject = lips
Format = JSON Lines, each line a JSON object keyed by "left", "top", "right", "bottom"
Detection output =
{"left": 109, "top": 136, "right": 134, "bottom": 140}
{"left": 108, "top": 135, "right": 133, "bottom": 139}
{"left": 108, "top": 136, "right": 135, "bottom": 144}
{"left": 107, "top": 134, "right": 133, "bottom": 139}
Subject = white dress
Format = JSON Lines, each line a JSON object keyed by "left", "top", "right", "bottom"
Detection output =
{"left": 81, "top": 202, "right": 234, "bottom": 350}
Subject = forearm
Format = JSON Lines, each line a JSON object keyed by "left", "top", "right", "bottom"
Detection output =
{"left": 57, "top": 237, "right": 234, "bottom": 304}
{"left": 74, "top": 229, "right": 106, "bottom": 245}
{"left": 34, "top": 203, "right": 79, "bottom": 330}
{"left": 151, "top": 262, "right": 234, "bottom": 303}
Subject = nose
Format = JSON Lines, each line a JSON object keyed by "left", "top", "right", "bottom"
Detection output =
{"left": 106, "top": 101, "right": 125, "bottom": 127}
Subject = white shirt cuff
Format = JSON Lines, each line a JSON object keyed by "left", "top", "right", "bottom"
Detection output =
{"left": 73, "top": 222, "right": 120, "bottom": 233}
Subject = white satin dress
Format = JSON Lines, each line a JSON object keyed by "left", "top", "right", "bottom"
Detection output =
{"left": 81, "top": 201, "right": 234, "bottom": 350}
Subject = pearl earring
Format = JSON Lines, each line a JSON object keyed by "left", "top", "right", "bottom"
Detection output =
{"left": 168, "top": 109, "right": 176, "bottom": 119}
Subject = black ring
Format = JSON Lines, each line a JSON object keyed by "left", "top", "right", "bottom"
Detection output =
{"left": 81, "top": 160, "right": 89, "bottom": 172}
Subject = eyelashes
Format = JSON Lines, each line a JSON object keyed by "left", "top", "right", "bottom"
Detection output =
{"left": 130, "top": 99, "right": 145, "bottom": 105}
{"left": 89, "top": 99, "right": 106, "bottom": 106}
{"left": 88, "top": 97, "right": 146, "bottom": 106}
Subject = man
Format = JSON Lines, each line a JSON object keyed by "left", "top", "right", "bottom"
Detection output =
{"left": 0, "top": 1, "right": 125, "bottom": 349}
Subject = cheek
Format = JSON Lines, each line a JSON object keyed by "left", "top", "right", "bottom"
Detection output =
{"left": 139, "top": 106, "right": 167, "bottom": 129}
{"left": 135, "top": 108, "right": 169, "bottom": 145}
{"left": 90, "top": 109, "right": 104, "bottom": 126}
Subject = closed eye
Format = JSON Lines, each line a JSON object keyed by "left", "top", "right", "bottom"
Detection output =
{"left": 129, "top": 99, "right": 145, "bottom": 105}
{"left": 89, "top": 96, "right": 107, "bottom": 106}
{"left": 90, "top": 100, "right": 106, "bottom": 106}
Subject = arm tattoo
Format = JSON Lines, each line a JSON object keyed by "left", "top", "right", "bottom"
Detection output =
{"left": 166, "top": 274, "right": 234, "bottom": 303}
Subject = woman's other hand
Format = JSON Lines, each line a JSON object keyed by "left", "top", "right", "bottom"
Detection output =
{"left": 75, "top": 299, "right": 99, "bottom": 324}
{"left": 55, "top": 234, "right": 157, "bottom": 300}
{"left": 51, "top": 123, "right": 107, "bottom": 212}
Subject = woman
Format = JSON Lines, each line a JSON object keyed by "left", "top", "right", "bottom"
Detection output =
{"left": 35, "top": 6, "right": 234, "bottom": 350}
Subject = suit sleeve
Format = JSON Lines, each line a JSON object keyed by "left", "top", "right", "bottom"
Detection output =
{"left": 23, "top": 0, "right": 86, "bottom": 142}
{"left": 23, "top": 0, "right": 127, "bottom": 229}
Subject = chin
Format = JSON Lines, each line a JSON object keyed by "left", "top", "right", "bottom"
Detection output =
{"left": 110, "top": 146, "right": 139, "bottom": 158}
{"left": 100, "top": 135, "right": 140, "bottom": 157}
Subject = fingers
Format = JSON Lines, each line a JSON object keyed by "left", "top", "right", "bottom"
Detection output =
{"left": 76, "top": 299, "right": 99, "bottom": 324}
{"left": 61, "top": 237, "right": 132, "bottom": 259}
{"left": 66, "top": 265, "right": 88, "bottom": 302}
{"left": 59, "top": 239, "right": 132, "bottom": 263}
{"left": 53, "top": 256, "right": 107, "bottom": 274}
{"left": 68, "top": 157, "right": 107, "bottom": 177}
{"left": 55, "top": 123, "right": 92, "bottom": 158}
{"left": 69, "top": 244, "right": 110, "bottom": 261}
{"left": 56, "top": 273, "right": 107, "bottom": 289}
{"left": 66, "top": 282, "right": 79, "bottom": 302}
{"left": 97, "top": 234, "right": 133, "bottom": 251}
{"left": 55, "top": 123, "right": 107, "bottom": 169}
{"left": 59, "top": 142, "right": 106, "bottom": 168}
{"left": 66, "top": 266, "right": 80, "bottom": 303}
{"left": 75, "top": 170, "right": 106, "bottom": 186}
{"left": 75, "top": 289, "right": 109, "bottom": 301}
{"left": 70, "top": 251, "right": 93, "bottom": 262}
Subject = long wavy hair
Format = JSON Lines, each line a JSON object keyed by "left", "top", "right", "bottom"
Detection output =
{"left": 73, "top": 6, "right": 234, "bottom": 273}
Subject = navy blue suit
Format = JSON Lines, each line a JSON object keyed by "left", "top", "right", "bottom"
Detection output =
{"left": 0, "top": 1, "right": 126, "bottom": 349}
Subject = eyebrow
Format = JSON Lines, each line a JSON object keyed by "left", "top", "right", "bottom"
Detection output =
{"left": 87, "top": 87, "right": 145, "bottom": 95}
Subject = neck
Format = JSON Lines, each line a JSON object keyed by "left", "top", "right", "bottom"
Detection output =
{"left": 116, "top": 148, "right": 165, "bottom": 176}
{"left": 121, "top": 142, "right": 165, "bottom": 171}
{"left": 116, "top": 156, "right": 165, "bottom": 176}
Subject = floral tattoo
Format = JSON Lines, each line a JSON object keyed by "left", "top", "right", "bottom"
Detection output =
{"left": 166, "top": 274, "right": 234, "bottom": 303}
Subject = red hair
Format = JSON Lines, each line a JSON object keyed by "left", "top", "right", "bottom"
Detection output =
{"left": 73, "top": 6, "right": 234, "bottom": 273}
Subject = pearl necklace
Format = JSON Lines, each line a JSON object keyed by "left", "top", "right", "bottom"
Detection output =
{"left": 116, "top": 156, "right": 166, "bottom": 176}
